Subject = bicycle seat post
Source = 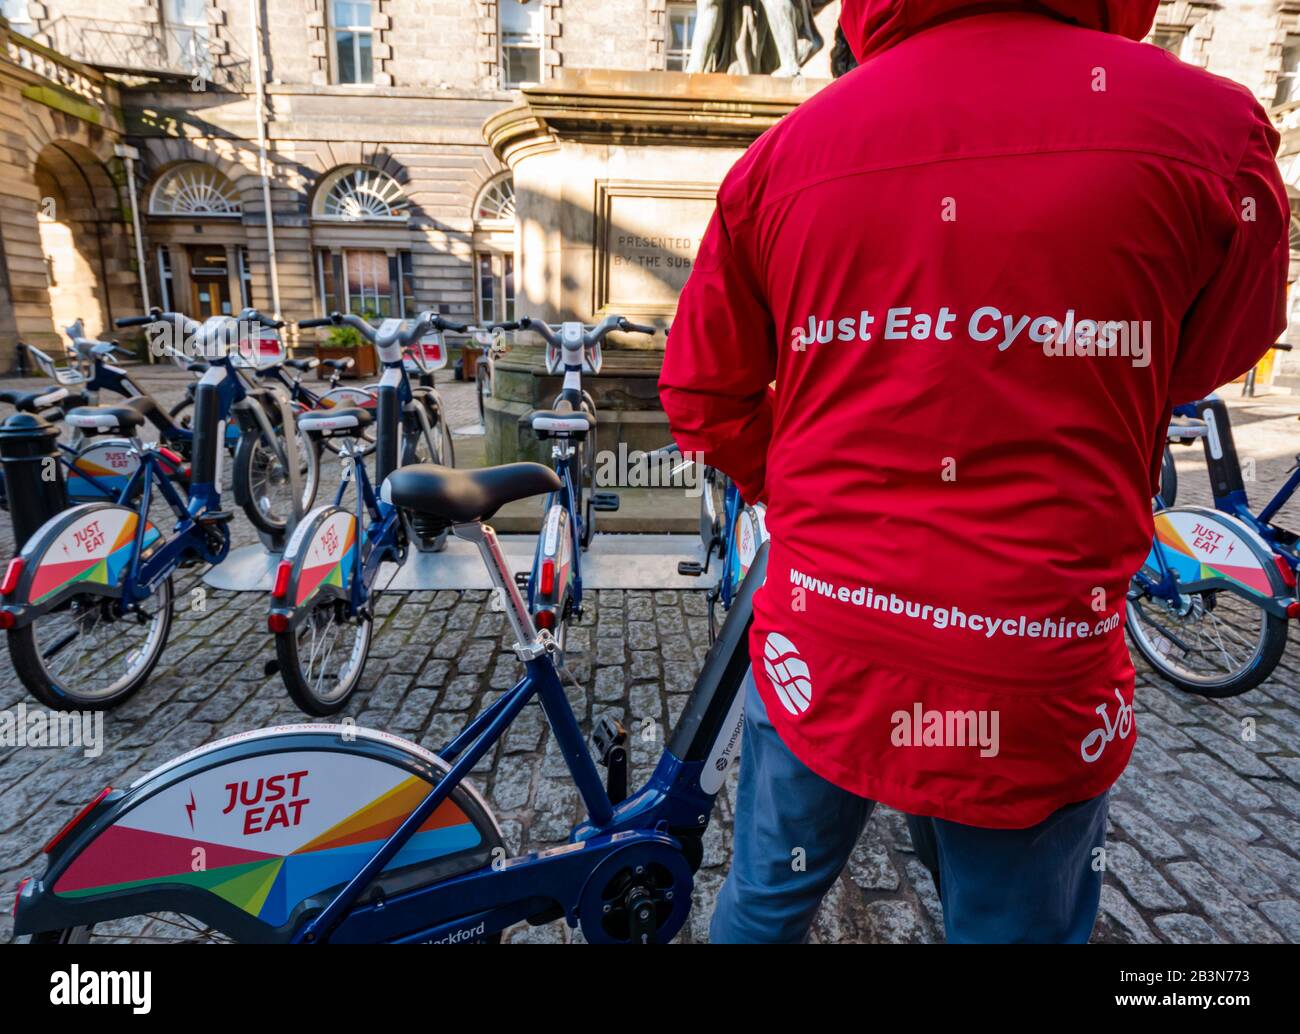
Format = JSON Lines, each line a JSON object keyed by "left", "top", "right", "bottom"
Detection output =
{"left": 453, "top": 521, "right": 542, "bottom": 658}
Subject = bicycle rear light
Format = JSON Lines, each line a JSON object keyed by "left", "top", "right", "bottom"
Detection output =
{"left": 1, "top": 556, "right": 24, "bottom": 596}
{"left": 44, "top": 786, "right": 113, "bottom": 854}
{"left": 272, "top": 560, "right": 292, "bottom": 598}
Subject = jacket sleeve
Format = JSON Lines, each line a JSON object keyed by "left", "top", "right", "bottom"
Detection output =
{"left": 1170, "top": 114, "right": 1291, "bottom": 404}
{"left": 659, "top": 201, "right": 778, "bottom": 504}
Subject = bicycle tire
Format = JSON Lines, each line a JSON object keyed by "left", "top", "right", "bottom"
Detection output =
{"left": 233, "top": 426, "right": 321, "bottom": 536}
{"left": 8, "top": 575, "right": 174, "bottom": 710}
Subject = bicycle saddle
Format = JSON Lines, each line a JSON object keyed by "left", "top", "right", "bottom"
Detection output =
{"left": 297, "top": 407, "right": 374, "bottom": 433}
{"left": 527, "top": 409, "right": 594, "bottom": 438}
{"left": 320, "top": 358, "right": 355, "bottom": 371}
{"left": 284, "top": 358, "right": 319, "bottom": 372}
{"left": 0, "top": 387, "right": 74, "bottom": 413}
{"left": 65, "top": 405, "right": 146, "bottom": 433}
{"left": 382, "top": 462, "right": 561, "bottom": 523}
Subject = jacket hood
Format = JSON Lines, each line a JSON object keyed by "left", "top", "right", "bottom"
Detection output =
{"left": 839, "top": 1, "right": 1160, "bottom": 62}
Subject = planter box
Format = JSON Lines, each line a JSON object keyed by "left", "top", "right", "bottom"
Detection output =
{"left": 461, "top": 344, "right": 483, "bottom": 382}
{"left": 315, "top": 345, "right": 376, "bottom": 379}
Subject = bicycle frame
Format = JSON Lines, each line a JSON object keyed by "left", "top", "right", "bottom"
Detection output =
{"left": 1172, "top": 397, "right": 1300, "bottom": 575}
{"left": 291, "top": 534, "right": 763, "bottom": 944}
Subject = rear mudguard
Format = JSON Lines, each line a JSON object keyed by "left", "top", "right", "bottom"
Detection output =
{"left": 1139, "top": 506, "right": 1292, "bottom": 617}
{"left": 268, "top": 505, "right": 359, "bottom": 627}
{"left": 13, "top": 725, "right": 503, "bottom": 943}
{"left": 530, "top": 500, "right": 574, "bottom": 619}
{"left": 0, "top": 502, "right": 163, "bottom": 628}
{"left": 317, "top": 386, "right": 377, "bottom": 411}
{"left": 728, "top": 502, "right": 768, "bottom": 588}
{"left": 65, "top": 438, "right": 140, "bottom": 502}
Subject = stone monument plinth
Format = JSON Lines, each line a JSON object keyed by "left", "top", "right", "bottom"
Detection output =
{"left": 481, "top": 69, "right": 824, "bottom": 465}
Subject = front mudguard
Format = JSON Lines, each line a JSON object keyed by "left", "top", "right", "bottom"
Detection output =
{"left": 14, "top": 725, "right": 504, "bottom": 943}
{"left": 0, "top": 502, "right": 163, "bottom": 629}
{"left": 1138, "top": 506, "right": 1293, "bottom": 618}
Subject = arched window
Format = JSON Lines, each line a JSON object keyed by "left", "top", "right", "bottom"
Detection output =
{"left": 314, "top": 165, "right": 408, "bottom": 221}
{"left": 149, "top": 163, "right": 242, "bottom": 217}
{"left": 474, "top": 174, "right": 515, "bottom": 226}
{"left": 472, "top": 174, "right": 515, "bottom": 326}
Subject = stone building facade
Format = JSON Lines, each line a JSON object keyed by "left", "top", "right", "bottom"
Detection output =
{"left": 1, "top": 0, "right": 1300, "bottom": 368}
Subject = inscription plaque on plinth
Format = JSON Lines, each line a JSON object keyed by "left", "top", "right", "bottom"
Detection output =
{"left": 595, "top": 182, "right": 715, "bottom": 319}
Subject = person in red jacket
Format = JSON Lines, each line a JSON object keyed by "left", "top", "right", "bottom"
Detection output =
{"left": 660, "top": 0, "right": 1289, "bottom": 943}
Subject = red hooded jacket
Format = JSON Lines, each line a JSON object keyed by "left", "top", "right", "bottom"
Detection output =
{"left": 660, "top": 0, "right": 1289, "bottom": 827}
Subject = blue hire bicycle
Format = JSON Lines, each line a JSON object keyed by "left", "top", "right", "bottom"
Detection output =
{"left": 677, "top": 460, "right": 768, "bottom": 642}
{"left": 1127, "top": 394, "right": 1300, "bottom": 697}
{"left": 492, "top": 314, "right": 657, "bottom": 651}
{"left": 0, "top": 308, "right": 313, "bottom": 710}
{"left": 14, "top": 480, "right": 765, "bottom": 942}
{"left": 3, "top": 330, "right": 194, "bottom": 510}
{"left": 267, "top": 310, "right": 463, "bottom": 714}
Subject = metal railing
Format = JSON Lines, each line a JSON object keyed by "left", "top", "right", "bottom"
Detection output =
{"left": 39, "top": 15, "right": 249, "bottom": 89}
{"left": 4, "top": 26, "right": 109, "bottom": 109}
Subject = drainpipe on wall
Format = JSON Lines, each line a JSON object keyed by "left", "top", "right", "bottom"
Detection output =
{"left": 114, "top": 143, "right": 154, "bottom": 362}
{"left": 249, "top": 0, "right": 282, "bottom": 319}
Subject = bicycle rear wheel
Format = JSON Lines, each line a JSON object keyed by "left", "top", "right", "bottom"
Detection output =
{"left": 1126, "top": 587, "right": 1286, "bottom": 697}
{"left": 275, "top": 597, "right": 373, "bottom": 715}
{"left": 29, "top": 913, "right": 237, "bottom": 944}
{"left": 9, "top": 576, "right": 173, "bottom": 709}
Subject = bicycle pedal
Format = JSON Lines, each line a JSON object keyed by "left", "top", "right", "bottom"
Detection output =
{"left": 196, "top": 509, "right": 234, "bottom": 526}
{"left": 591, "top": 492, "right": 620, "bottom": 512}
{"left": 592, "top": 716, "right": 628, "bottom": 806}
{"left": 677, "top": 561, "right": 704, "bottom": 576}
{"left": 591, "top": 715, "right": 627, "bottom": 764}
{"left": 513, "top": 570, "right": 531, "bottom": 591}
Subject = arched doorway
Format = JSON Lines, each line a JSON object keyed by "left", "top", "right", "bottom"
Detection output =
{"left": 33, "top": 140, "right": 122, "bottom": 343}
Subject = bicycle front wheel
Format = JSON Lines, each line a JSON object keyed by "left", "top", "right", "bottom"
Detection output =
{"left": 401, "top": 408, "right": 451, "bottom": 552}
{"left": 8, "top": 576, "right": 174, "bottom": 709}
{"left": 234, "top": 426, "right": 321, "bottom": 535}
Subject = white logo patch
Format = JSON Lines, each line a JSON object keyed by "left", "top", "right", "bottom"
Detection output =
{"left": 763, "top": 632, "right": 812, "bottom": 715}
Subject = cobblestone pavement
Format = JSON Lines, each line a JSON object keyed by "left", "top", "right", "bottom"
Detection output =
{"left": 0, "top": 366, "right": 1297, "bottom": 943}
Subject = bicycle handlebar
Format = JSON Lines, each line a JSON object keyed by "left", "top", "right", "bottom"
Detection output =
{"left": 237, "top": 308, "right": 284, "bottom": 330}
{"left": 115, "top": 313, "right": 160, "bottom": 328}
{"left": 298, "top": 317, "right": 334, "bottom": 329}
{"left": 512, "top": 314, "right": 658, "bottom": 347}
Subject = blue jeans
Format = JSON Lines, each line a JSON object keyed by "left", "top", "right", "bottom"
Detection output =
{"left": 710, "top": 672, "right": 1109, "bottom": 944}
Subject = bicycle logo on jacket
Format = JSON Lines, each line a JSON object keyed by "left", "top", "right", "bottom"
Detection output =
{"left": 1079, "top": 688, "right": 1134, "bottom": 764}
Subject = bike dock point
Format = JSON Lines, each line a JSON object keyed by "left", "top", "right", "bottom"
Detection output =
{"left": 206, "top": 455, "right": 716, "bottom": 591}
{"left": 207, "top": 533, "right": 717, "bottom": 592}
